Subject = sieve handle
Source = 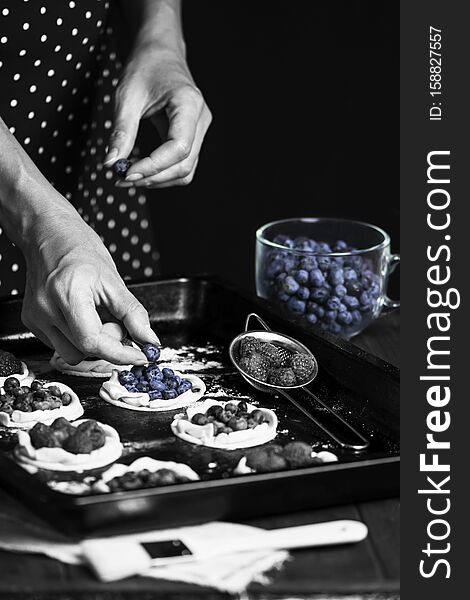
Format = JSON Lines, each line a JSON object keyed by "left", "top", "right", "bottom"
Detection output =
{"left": 245, "top": 313, "right": 272, "bottom": 333}
{"left": 279, "top": 387, "right": 369, "bottom": 451}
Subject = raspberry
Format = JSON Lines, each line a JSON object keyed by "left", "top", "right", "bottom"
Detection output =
{"left": 239, "top": 336, "right": 261, "bottom": 357}
{"left": 268, "top": 367, "right": 297, "bottom": 387}
{"left": 257, "top": 342, "right": 284, "bottom": 367}
{"left": 289, "top": 353, "right": 315, "bottom": 382}
{"left": 0, "top": 351, "right": 22, "bottom": 377}
{"left": 283, "top": 441, "right": 313, "bottom": 467}
{"left": 243, "top": 353, "right": 270, "bottom": 382}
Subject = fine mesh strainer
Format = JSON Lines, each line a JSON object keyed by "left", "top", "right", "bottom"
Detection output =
{"left": 229, "top": 313, "right": 369, "bottom": 451}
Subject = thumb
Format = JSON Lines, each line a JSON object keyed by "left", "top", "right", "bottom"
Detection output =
{"left": 104, "top": 87, "right": 142, "bottom": 166}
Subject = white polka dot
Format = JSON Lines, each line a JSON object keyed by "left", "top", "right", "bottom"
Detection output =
{"left": 71, "top": 88, "right": 78, "bottom": 95}
{"left": 56, "top": 18, "right": 63, "bottom": 26}
{"left": 85, "top": 11, "right": 92, "bottom": 18}
{"left": 90, "top": 147, "right": 96, "bottom": 155}
{"left": 102, "top": 68, "right": 109, "bottom": 77}
{"left": 66, "top": 139, "right": 73, "bottom": 147}
{"left": 108, "top": 219, "right": 115, "bottom": 229}
{"left": 23, "top": 23, "right": 30, "bottom": 31}
{"left": 9, "top": 126, "right": 15, "bottom": 134}
{"left": 96, "top": 20, "right": 103, "bottom": 27}
{"left": 40, "top": 34, "right": 47, "bottom": 42}
{"left": 10, "top": 99, "right": 18, "bottom": 107}
{"left": 140, "top": 219, "right": 149, "bottom": 229}
{"left": 2, "top": 8, "right": 9, "bottom": 16}
{"left": 11, "top": 263, "right": 19, "bottom": 272}
{"left": 82, "top": 37, "right": 89, "bottom": 45}
{"left": 34, "top": 59, "right": 41, "bottom": 67}
{"left": 122, "top": 252, "right": 130, "bottom": 261}
{"left": 96, "top": 212, "right": 104, "bottom": 221}
{"left": 109, "top": 52, "right": 116, "bottom": 60}
{"left": 75, "top": 62, "right": 82, "bottom": 70}
{"left": 0, "top": 61, "right": 3, "bottom": 68}
{"left": 112, "top": 78, "right": 118, "bottom": 86}
{"left": 104, "top": 120, "right": 112, "bottom": 129}
{"left": 130, "top": 236, "right": 139, "bottom": 245}
{"left": 138, "top": 195, "right": 146, "bottom": 205}
{"left": 24, "top": 137, "right": 30, "bottom": 145}
{"left": 29, "top": 85, "right": 37, "bottom": 93}
{"left": 71, "top": 27, "right": 78, "bottom": 36}
{"left": 19, "top": 49, "right": 26, "bottom": 57}
{"left": 121, "top": 227, "right": 129, "bottom": 238}
{"left": 129, "top": 211, "right": 138, "bottom": 221}
{"left": 28, "top": 111, "right": 35, "bottom": 119}
{"left": 1, "top": 37, "right": 8, "bottom": 44}
{"left": 13, "top": 73, "right": 20, "bottom": 81}
{"left": 69, "top": 1, "right": 76, "bottom": 7}
{"left": 144, "top": 267, "right": 153, "bottom": 277}
{"left": 38, "top": 147, "right": 44, "bottom": 154}
{"left": 52, "top": 130, "right": 59, "bottom": 137}
{"left": 106, "top": 195, "right": 114, "bottom": 205}
{"left": 61, "top": 79, "right": 68, "bottom": 87}
{"left": 51, "top": 156, "right": 57, "bottom": 163}
{"left": 45, "top": 95, "right": 52, "bottom": 103}
{"left": 128, "top": 188, "right": 136, "bottom": 197}
{"left": 105, "top": 171, "right": 113, "bottom": 180}
{"left": 142, "top": 243, "right": 151, "bottom": 254}
{"left": 11, "top": 289, "right": 18, "bottom": 296}
{"left": 96, "top": 187, "right": 103, "bottom": 196}
{"left": 90, "top": 172, "right": 97, "bottom": 181}
{"left": 65, "top": 53, "right": 72, "bottom": 61}
{"left": 65, "top": 166, "right": 72, "bottom": 174}
{"left": 54, "top": 44, "right": 61, "bottom": 52}
{"left": 132, "top": 259, "right": 140, "bottom": 269}
{"left": 109, "top": 243, "right": 116, "bottom": 253}
{"left": 65, "top": 192, "right": 72, "bottom": 199}
{"left": 57, "top": 104, "right": 63, "bottom": 112}
{"left": 48, "top": 69, "right": 55, "bottom": 77}
{"left": 119, "top": 203, "right": 127, "bottom": 213}
{"left": 40, "top": 7, "right": 46, "bottom": 15}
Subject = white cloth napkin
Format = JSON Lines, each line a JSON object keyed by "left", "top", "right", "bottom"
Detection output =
{"left": 0, "top": 501, "right": 288, "bottom": 594}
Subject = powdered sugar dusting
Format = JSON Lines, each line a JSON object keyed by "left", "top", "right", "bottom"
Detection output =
{"left": 158, "top": 343, "right": 228, "bottom": 373}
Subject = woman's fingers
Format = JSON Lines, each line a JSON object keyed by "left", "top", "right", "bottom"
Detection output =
{"left": 104, "top": 82, "right": 143, "bottom": 166}
{"left": 44, "top": 325, "right": 85, "bottom": 365}
{"left": 122, "top": 86, "right": 205, "bottom": 181}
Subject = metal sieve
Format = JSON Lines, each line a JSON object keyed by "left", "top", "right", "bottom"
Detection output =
{"left": 229, "top": 313, "right": 369, "bottom": 451}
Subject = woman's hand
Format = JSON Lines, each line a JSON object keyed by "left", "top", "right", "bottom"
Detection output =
{"left": 21, "top": 203, "right": 158, "bottom": 366}
{"left": 104, "top": 42, "right": 212, "bottom": 188}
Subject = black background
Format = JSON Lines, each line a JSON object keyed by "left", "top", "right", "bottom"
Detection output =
{"left": 139, "top": 1, "right": 399, "bottom": 292}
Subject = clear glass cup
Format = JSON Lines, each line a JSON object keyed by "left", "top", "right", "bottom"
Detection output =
{"left": 255, "top": 218, "right": 400, "bottom": 339}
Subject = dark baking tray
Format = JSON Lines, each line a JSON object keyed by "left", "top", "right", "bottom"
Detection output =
{"left": 0, "top": 276, "right": 399, "bottom": 536}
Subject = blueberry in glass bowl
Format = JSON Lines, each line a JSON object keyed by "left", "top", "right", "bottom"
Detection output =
{"left": 255, "top": 217, "right": 400, "bottom": 339}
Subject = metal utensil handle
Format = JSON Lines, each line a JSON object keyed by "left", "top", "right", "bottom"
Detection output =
{"left": 245, "top": 312, "right": 272, "bottom": 333}
{"left": 279, "top": 387, "right": 369, "bottom": 451}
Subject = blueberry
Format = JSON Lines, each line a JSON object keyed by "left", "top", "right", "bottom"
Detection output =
{"left": 337, "top": 303, "right": 348, "bottom": 313}
{"left": 149, "top": 390, "right": 163, "bottom": 400}
{"left": 326, "top": 296, "right": 341, "bottom": 311}
{"left": 335, "top": 284, "right": 347, "bottom": 298}
{"left": 337, "top": 310, "right": 353, "bottom": 325}
{"left": 163, "top": 389, "right": 178, "bottom": 400}
{"left": 343, "top": 295, "right": 360, "bottom": 309}
{"left": 149, "top": 379, "right": 166, "bottom": 392}
{"left": 370, "top": 282, "right": 380, "bottom": 298}
{"left": 296, "top": 286, "right": 310, "bottom": 300}
{"left": 299, "top": 256, "right": 318, "bottom": 271}
{"left": 118, "top": 370, "right": 135, "bottom": 386}
{"left": 329, "top": 268, "right": 344, "bottom": 286}
{"left": 294, "top": 269, "right": 309, "bottom": 284}
{"left": 113, "top": 158, "right": 131, "bottom": 178}
{"left": 333, "top": 240, "right": 348, "bottom": 252}
{"left": 293, "top": 237, "right": 315, "bottom": 252}
{"left": 316, "top": 242, "right": 332, "bottom": 254}
{"left": 351, "top": 310, "right": 362, "bottom": 324}
{"left": 311, "top": 287, "right": 330, "bottom": 304}
{"left": 166, "top": 378, "right": 178, "bottom": 389}
{"left": 174, "top": 375, "right": 182, "bottom": 386}
{"left": 283, "top": 258, "right": 297, "bottom": 273}
{"left": 343, "top": 268, "right": 358, "bottom": 282}
{"left": 324, "top": 310, "right": 338, "bottom": 322}
{"left": 125, "top": 385, "right": 140, "bottom": 393}
{"left": 345, "top": 280, "right": 363, "bottom": 296}
{"left": 145, "top": 365, "right": 163, "bottom": 381}
{"left": 311, "top": 303, "right": 325, "bottom": 318}
{"left": 177, "top": 382, "right": 192, "bottom": 394}
{"left": 309, "top": 268, "right": 325, "bottom": 287}
{"left": 131, "top": 366, "right": 145, "bottom": 379}
{"left": 328, "top": 322, "right": 342, "bottom": 334}
{"left": 136, "top": 382, "right": 150, "bottom": 393}
{"left": 162, "top": 368, "right": 175, "bottom": 379}
{"left": 282, "top": 276, "right": 300, "bottom": 295}
{"left": 287, "top": 297, "right": 306, "bottom": 314}
{"left": 273, "top": 234, "right": 294, "bottom": 248}
{"left": 360, "top": 291, "right": 372, "bottom": 306}
{"left": 306, "top": 313, "right": 318, "bottom": 325}
{"left": 317, "top": 257, "right": 331, "bottom": 271}
{"left": 142, "top": 343, "right": 161, "bottom": 362}
{"left": 278, "top": 292, "right": 290, "bottom": 302}
{"left": 267, "top": 259, "right": 284, "bottom": 278}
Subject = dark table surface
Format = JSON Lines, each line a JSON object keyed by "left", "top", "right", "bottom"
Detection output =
{"left": 0, "top": 310, "right": 400, "bottom": 600}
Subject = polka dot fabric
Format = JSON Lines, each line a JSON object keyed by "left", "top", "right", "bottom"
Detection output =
{"left": 0, "top": 1, "right": 159, "bottom": 297}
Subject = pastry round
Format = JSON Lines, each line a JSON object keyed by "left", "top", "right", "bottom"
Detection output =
{"left": 0, "top": 361, "right": 34, "bottom": 388}
{"left": 171, "top": 399, "right": 278, "bottom": 450}
{"left": 99, "top": 369, "right": 206, "bottom": 412}
{"left": 93, "top": 456, "right": 200, "bottom": 493}
{"left": 234, "top": 449, "right": 338, "bottom": 475}
{"left": 0, "top": 382, "right": 83, "bottom": 429}
{"left": 14, "top": 419, "right": 122, "bottom": 472}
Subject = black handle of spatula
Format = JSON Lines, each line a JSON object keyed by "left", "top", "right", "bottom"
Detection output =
{"left": 279, "top": 387, "right": 369, "bottom": 451}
